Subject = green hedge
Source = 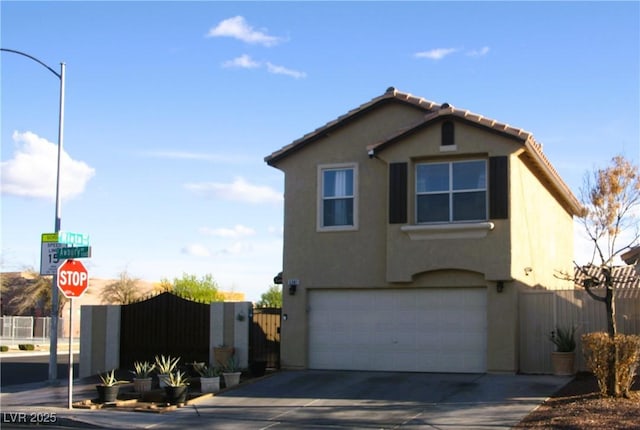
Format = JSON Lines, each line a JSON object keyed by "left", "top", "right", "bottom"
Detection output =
{"left": 18, "top": 344, "right": 35, "bottom": 351}
{"left": 0, "top": 345, "right": 8, "bottom": 352}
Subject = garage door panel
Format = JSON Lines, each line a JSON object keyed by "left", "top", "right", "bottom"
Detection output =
{"left": 308, "top": 288, "right": 487, "bottom": 373}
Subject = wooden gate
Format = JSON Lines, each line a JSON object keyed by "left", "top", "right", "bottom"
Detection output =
{"left": 119, "top": 292, "right": 210, "bottom": 370}
{"left": 250, "top": 307, "right": 281, "bottom": 369}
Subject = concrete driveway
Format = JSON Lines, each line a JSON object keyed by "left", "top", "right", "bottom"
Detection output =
{"left": 1, "top": 370, "right": 569, "bottom": 429}
{"left": 155, "top": 370, "right": 569, "bottom": 429}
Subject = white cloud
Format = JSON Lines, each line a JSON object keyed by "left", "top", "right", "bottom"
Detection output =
{"left": 185, "top": 177, "right": 283, "bottom": 204}
{"left": 181, "top": 243, "right": 211, "bottom": 257}
{"left": 414, "top": 48, "right": 458, "bottom": 60}
{"left": 467, "top": 46, "right": 490, "bottom": 57}
{"left": 200, "top": 224, "right": 256, "bottom": 238}
{"left": 265, "top": 62, "right": 307, "bottom": 79}
{"left": 207, "top": 16, "right": 282, "bottom": 47}
{"left": 221, "top": 55, "right": 307, "bottom": 79}
{"left": 222, "top": 54, "right": 261, "bottom": 69}
{"left": 1, "top": 131, "right": 95, "bottom": 200}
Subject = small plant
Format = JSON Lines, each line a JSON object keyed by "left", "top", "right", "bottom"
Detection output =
{"left": 549, "top": 326, "right": 576, "bottom": 352}
{"left": 0, "top": 345, "right": 8, "bottom": 352}
{"left": 167, "top": 370, "right": 189, "bottom": 387}
{"left": 155, "top": 355, "right": 180, "bottom": 374}
{"left": 195, "top": 364, "right": 220, "bottom": 378}
{"left": 223, "top": 356, "right": 240, "bottom": 373}
{"left": 99, "top": 369, "right": 121, "bottom": 387}
{"left": 131, "top": 360, "right": 155, "bottom": 378}
{"left": 18, "top": 344, "right": 35, "bottom": 351}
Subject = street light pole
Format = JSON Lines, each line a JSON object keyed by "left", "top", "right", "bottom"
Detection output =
{"left": 0, "top": 48, "right": 65, "bottom": 383}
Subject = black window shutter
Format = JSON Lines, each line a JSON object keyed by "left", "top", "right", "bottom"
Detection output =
{"left": 389, "top": 162, "right": 408, "bottom": 224}
{"left": 489, "top": 156, "right": 508, "bottom": 219}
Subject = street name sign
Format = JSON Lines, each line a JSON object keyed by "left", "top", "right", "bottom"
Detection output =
{"left": 57, "top": 259, "right": 89, "bottom": 298}
{"left": 56, "top": 246, "right": 92, "bottom": 259}
{"left": 40, "top": 232, "right": 92, "bottom": 275}
{"left": 58, "top": 231, "right": 90, "bottom": 246}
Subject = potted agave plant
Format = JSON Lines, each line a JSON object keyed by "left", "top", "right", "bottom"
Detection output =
{"left": 222, "top": 357, "right": 241, "bottom": 388}
{"left": 96, "top": 369, "right": 124, "bottom": 403}
{"left": 131, "top": 360, "right": 155, "bottom": 393}
{"left": 164, "top": 370, "right": 189, "bottom": 405}
{"left": 195, "top": 364, "right": 220, "bottom": 393}
{"left": 549, "top": 326, "right": 577, "bottom": 376}
{"left": 155, "top": 354, "right": 180, "bottom": 388}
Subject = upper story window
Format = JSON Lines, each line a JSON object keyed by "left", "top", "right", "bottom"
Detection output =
{"left": 416, "top": 160, "right": 487, "bottom": 223}
{"left": 318, "top": 164, "right": 358, "bottom": 231}
{"left": 441, "top": 121, "right": 455, "bottom": 146}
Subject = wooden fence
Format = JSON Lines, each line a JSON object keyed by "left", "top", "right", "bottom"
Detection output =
{"left": 250, "top": 307, "right": 281, "bottom": 369}
{"left": 519, "top": 288, "right": 640, "bottom": 374}
{"left": 119, "top": 292, "right": 210, "bottom": 370}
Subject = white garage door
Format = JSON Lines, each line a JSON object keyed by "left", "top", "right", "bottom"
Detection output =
{"left": 308, "top": 288, "right": 486, "bottom": 373}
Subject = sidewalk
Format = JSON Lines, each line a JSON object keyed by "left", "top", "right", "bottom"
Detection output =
{"left": 1, "top": 377, "right": 202, "bottom": 428}
{"left": 1, "top": 342, "right": 79, "bottom": 358}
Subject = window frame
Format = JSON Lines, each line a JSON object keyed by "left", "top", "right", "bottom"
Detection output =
{"left": 317, "top": 163, "right": 359, "bottom": 232}
{"left": 415, "top": 159, "right": 488, "bottom": 224}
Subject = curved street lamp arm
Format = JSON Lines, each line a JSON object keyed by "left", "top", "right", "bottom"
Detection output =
{"left": 1, "top": 48, "right": 61, "bottom": 79}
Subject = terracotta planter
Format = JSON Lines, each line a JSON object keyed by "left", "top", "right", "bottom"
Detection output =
{"left": 200, "top": 376, "right": 220, "bottom": 393}
{"left": 96, "top": 385, "right": 119, "bottom": 403}
{"left": 133, "top": 377, "right": 152, "bottom": 393}
{"left": 214, "top": 346, "right": 235, "bottom": 368}
{"left": 551, "top": 351, "right": 576, "bottom": 376}
{"left": 164, "top": 385, "right": 188, "bottom": 405}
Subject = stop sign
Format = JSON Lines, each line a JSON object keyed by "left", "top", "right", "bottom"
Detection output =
{"left": 57, "top": 259, "right": 89, "bottom": 298}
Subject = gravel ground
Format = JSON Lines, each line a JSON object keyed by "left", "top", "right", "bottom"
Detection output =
{"left": 515, "top": 372, "right": 640, "bottom": 430}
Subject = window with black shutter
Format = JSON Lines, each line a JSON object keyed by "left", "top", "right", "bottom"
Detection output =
{"left": 489, "top": 156, "right": 508, "bottom": 219}
{"left": 389, "top": 162, "right": 408, "bottom": 224}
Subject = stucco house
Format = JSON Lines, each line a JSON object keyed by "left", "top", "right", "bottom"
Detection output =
{"left": 265, "top": 87, "right": 582, "bottom": 373}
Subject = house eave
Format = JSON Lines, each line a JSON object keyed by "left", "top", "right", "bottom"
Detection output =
{"left": 264, "top": 87, "right": 438, "bottom": 167}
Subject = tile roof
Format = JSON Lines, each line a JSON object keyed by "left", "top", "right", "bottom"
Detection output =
{"left": 574, "top": 264, "right": 640, "bottom": 289}
{"left": 265, "top": 87, "right": 438, "bottom": 165}
{"left": 265, "top": 87, "right": 582, "bottom": 214}
{"left": 621, "top": 246, "right": 640, "bottom": 265}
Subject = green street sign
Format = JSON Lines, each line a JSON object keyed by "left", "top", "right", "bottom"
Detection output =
{"left": 58, "top": 231, "right": 90, "bottom": 246}
{"left": 56, "top": 246, "right": 91, "bottom": 259}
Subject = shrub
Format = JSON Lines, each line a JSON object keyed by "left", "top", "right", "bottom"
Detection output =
{"left": 18, "top": 344, "right": 35, "bottom": 351}
{"left": 582, "top": 332, "right": 640, "bottom": 398}
{"left": 0, "top": 345, "right": 8, "bottom": 352}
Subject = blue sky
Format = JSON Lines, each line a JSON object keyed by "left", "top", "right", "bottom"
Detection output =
{"left": 1, "top": 1, "right": 638, "bottom": 301}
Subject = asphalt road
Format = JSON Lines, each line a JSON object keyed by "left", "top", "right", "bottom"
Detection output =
{"left": 0, "top": 354, "right": 79, "bottom": 386}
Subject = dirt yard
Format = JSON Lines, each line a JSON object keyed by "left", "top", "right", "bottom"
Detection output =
{"left": 515, "top": 372, "right": 640, "bottom": 429}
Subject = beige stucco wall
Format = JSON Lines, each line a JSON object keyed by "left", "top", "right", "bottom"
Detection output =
{"left": 509, "top": 152, "right": 575, "bottom": 290}
{"left": 272, "top": 103, "right": 575, "bottom": 373}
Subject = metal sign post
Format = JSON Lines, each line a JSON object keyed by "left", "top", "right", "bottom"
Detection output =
{"left": 68, "top": 298, "right": 74, "bottom": 409}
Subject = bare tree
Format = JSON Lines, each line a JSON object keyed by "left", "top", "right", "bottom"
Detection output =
{"left": 100, "top": 270, "right": 141, "bottom": 304}
{"left": 575, "top": 155, "right": 639, "bottom": 398}
{"left": 577, "top": 155, "right": 640, "bottom": 337}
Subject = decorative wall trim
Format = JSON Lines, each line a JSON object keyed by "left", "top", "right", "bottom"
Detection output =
{"left": 401, "top": 222, "right": 495, "bottom": 240}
